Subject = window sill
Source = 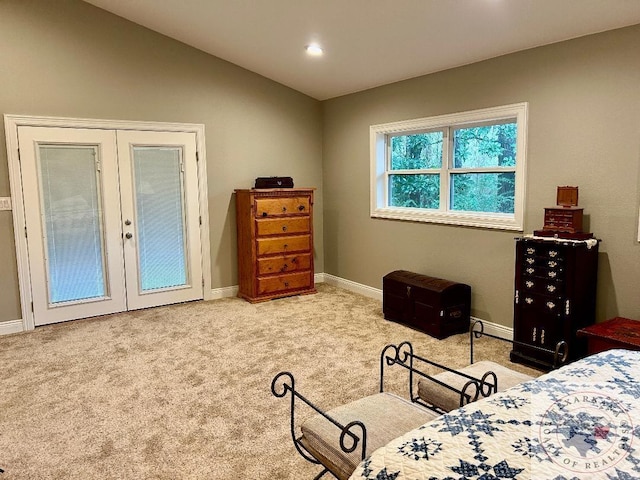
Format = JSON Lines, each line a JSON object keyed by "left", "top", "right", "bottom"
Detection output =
{"left": 371, "top": 207, "right": 523, "bottom": 231}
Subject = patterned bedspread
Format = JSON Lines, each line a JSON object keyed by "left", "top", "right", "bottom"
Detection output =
{"left": 350, "top": 349, "right": 640, "bottom": 480}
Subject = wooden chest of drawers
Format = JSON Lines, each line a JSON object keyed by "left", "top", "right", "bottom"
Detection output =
{"left": 235, "top": 188, "right": 316, "bottom": 302}
{"left": 511, "top": 236, "right": 599, "bottom": 369}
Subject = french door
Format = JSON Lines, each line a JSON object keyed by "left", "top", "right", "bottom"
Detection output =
{"left": 18, "top": 126, "right": 203, "bottom": 325}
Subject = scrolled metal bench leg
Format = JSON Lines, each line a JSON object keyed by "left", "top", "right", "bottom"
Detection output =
{"left": 272, "top": 371, "right": 367, "bottom": 479}
{"left": 271, "top": 371, "right": 323, "bottom": 466}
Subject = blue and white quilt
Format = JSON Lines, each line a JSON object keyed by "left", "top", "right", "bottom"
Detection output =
{"left": 350, "top": 349, "right": 640, "bottom": 480}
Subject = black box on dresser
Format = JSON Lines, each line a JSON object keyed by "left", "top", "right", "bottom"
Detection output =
{"left": 383, "top": 270, "right": 471, "bottom": 339}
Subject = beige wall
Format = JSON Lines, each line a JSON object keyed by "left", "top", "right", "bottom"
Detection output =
{"left": 322, "top": 25, "right": 640, "bottom": 327}
{"left": 2, "top": 1, "right": 639, "bottom": 330}
{"left": 0, "top": 0, "right": 323, "bottom": 322}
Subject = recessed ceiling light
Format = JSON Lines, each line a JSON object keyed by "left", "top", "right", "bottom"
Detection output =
{"left": 305, "top": 43, "right": 323, "bottom": 56}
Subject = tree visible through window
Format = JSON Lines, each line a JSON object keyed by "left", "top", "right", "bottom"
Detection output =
{"left": 370, "top": 103, "right": 527, "bottom": 230}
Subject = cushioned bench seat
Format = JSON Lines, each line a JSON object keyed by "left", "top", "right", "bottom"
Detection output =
{"left": 299, "top": 392, "right": 439, "bottom": 480}
{"left": 417, "top": 360, "right": 534, "bottom": 412}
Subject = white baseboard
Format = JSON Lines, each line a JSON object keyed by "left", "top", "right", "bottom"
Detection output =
{"left": 322, "top": 273, "right": 383, "bottom": 301}
{"left": 321, "top": 273, "right": 513, "bottom": 340}
{"left": 470, "top": 316, "right": 513, "bottom": 340}
{"left": 210, "top": 285, "right": 239, "bottom": 300}
{"left": 0, "top": 319, "right": 25, "bottom": 336}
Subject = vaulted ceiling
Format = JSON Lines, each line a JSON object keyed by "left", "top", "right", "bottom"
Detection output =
{"left": 84, "top": 0, "right": 640, "bottom": 100}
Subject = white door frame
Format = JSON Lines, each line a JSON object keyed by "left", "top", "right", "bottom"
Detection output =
{"left": 4, "top": 114, "right": 212, "bottom": 331}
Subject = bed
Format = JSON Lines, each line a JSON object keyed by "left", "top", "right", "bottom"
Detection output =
{"left": 350, "top": 349, "right": 640, "bottom": 479}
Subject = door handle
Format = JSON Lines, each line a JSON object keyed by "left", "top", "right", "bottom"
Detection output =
{"left": 125, "top": 232, "right": 133, "bottom": 239}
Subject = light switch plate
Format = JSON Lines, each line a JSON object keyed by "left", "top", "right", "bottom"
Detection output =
{"left": 0, "top": 197, "right": 12, "bottom": 211}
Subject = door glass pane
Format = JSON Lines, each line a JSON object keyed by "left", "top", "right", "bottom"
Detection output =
{"left": 133, "top": 147, "right": 188, "bottom": 291}
{"left": 39, "top": 145, "right": 107, "bottom": 304}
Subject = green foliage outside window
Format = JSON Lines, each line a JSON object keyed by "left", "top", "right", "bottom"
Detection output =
{"left": 388, "top": 122, "right": 517, "bottom": 213}
{"left": 452, "top": 122, "right": 517, "bottom": 213}
{"left": 389, "top": 131, "right": 442, "bottom": 208}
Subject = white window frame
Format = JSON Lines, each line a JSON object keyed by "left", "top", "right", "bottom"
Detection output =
{"left": 370, "top": 103, "right": 528, "bottom": 230}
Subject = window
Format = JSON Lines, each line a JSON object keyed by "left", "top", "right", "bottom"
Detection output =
{"left": 370, "top": 103, "right": 527, "bottom": 230}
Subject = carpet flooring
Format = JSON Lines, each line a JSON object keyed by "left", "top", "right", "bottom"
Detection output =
{"left": 0, "top": 283, "right": 540, "bottom": 479}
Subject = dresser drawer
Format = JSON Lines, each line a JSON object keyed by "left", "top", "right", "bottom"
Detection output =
{"left": 522, "top": 264, "right": 565, "bottom": 280}
{"left": 256, "top": 217, "right": 310, "bottom": 236}
{"left": 520, "top": 293, "right": 563, "bottom": 317}
{"left": 523, "top": 254, "right": 564, "bottom": 269}
{"left": 257, "top": 253, "right": 311, "bottom": 275}
{"left": 257, "top": 271, "right": 312, "bottom": 295}
{"left": 256, "top": 234, "right": 310, "bottom": 256}
{"left": 254, "top": 196, "right": 311, "bottom": 218}
{"left": 522, "top": 243, "right": 564, "bottom": 260}
{"left": 521, "top": 277, "right": 564, "bottom": 296}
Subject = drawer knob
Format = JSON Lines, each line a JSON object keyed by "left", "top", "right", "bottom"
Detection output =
{"left": 284, "top": 282, "right": 289, "bottom": 287}
{"left": 284, "top": 244, "right": 288, "bottom": 249}
{"left": 282, "top": 226, "right": 287, "bottom": 231}
{"left": 298, "top": 205, "right": 305, "bottom": 211}
{"left": 262, "top": 212, "right": 267, "bottom": 217}
{"left": 282, "top": 264, "right": 288, "bottom": 271}
{"left": 282, "top": 206, "right": 287, "bottom": 212}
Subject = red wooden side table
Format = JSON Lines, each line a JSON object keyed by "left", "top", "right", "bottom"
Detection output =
{"left": 577, "top": 317, "right": 640, "bottom": 355}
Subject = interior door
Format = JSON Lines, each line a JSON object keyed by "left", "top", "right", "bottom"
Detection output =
{"left": 17, "top": 126, "right": 204, "bottom": 326}
{"left": 117, "top": 130, "right": 203, "bottom": 310}
{"left": 18, "top": 126, "right": 127, "bottom": 324}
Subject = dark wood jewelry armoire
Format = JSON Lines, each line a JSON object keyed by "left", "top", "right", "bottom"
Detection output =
{"left": 511, "top": 236, "right": 599, "bottom": 369}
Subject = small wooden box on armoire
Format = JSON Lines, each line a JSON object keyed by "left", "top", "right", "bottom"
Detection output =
{"left": 540, "top": 186, "right": 584, "bottom": 235}
{"left": 382, "top": 270, "right": 471, "bottom": 339}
